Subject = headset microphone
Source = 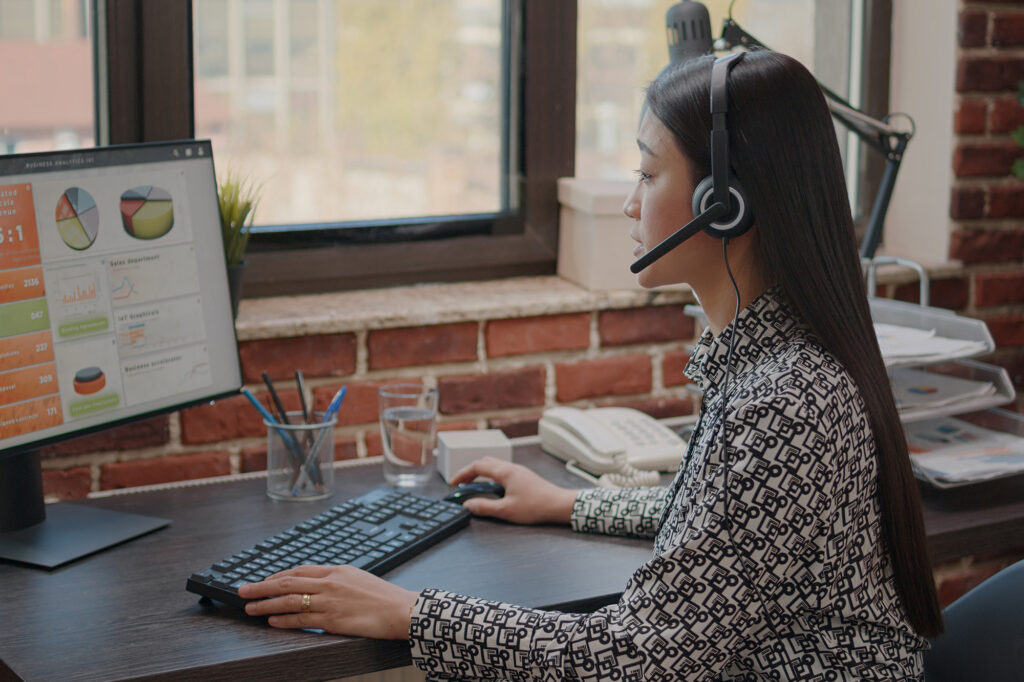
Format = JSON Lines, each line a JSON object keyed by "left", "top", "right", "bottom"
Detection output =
{"left": 630, "top": 51, "right": 753, "bottom": 275}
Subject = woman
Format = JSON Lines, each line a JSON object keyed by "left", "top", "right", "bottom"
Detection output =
{"left": 239, "top": 50, "right": 942, "bottom": 679}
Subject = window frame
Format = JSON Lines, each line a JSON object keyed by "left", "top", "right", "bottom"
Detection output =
{"left": 99, "top": 0, "right": 575, "bottom": 297}
{"left": 96, "top": 0, "right": 889, "bottom": 296}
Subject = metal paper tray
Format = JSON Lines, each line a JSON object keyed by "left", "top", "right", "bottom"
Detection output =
{"left": 869, "top": 297, "right": 995, "bottom": 363}
{"left": 895, "top": 360, "right": 1015, "bottom": 423}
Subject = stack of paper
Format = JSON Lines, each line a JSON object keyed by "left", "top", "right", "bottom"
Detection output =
{"left": 875, "top": 323, "right": 991, "bottom": 366}
{"left": 905, "top": 416, "right": 1024, "bottom": 488}
{"left": 891, "top": 367, "right": 997, "bottom": 412}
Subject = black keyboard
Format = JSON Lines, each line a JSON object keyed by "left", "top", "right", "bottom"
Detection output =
{"left": 185, "top": 487, "right": 471, "bottom": 609}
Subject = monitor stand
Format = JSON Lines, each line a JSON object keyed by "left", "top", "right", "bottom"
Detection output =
{"left": 0, "top": 451, "right": 169, "bottom": 569}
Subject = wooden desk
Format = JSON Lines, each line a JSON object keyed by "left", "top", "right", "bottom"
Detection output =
{"left": 3, "top": 443, "right": 1023, "bottom": 681}
{"left": 0, "top": 447, "right": 652, "bottom": 682}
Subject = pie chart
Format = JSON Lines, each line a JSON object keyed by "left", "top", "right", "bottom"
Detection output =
{"left": 55, "top": 187, "right": 99, "bottom": 250}
{"left": 120, "top": 186, "right": 174, "bottom": 239}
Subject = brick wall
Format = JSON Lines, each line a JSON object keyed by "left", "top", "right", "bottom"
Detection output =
{"left": 38, "top": 301, "right": 698, "bottom": 500}
{"left": 944, "top": 0, "right": 1024, "bottom": 412}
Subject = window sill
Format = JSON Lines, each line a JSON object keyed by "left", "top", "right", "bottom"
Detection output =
{"left": 234, "top": 275, "right": 696, "bottom": 341}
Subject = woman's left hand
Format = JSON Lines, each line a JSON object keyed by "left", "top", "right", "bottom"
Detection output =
{"left": 238, "top": 565, "right": 419, "bottom": 639}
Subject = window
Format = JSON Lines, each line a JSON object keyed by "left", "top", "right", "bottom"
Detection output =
{"left": 0, "top": 0, "right": 93, "bottom": 154}
{"left": 193, "top": 0, "right": 507, "bottom": 225}
{"left": 576, "top": 0, "right": 892, "bottom": 231}
{"left": 92, "top": 0, "right": 888, "bottom": 296}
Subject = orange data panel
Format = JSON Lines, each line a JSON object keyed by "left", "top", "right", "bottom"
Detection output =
{"left": 0, "top": 394, "right": 62, "bottom": 439}
{"left": 0, "top": 330, "right": 55, "bottom": 372}
{"left": 0, "top": 184, "right": 41, "bottom": 270}
{"left": 0, "top": 362, "right": 59, "bottom": 407}
{"left": 0, "top": 265, "right": 45, "bottom": 304}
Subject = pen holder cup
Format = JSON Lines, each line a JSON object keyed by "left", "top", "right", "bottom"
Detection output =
{"left": 265, "top": 411, "right": 336, "bottom": 501}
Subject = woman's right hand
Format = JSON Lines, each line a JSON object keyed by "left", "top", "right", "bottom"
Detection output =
{"left": 449, "top": 457, "right": 578, "bottom": 525}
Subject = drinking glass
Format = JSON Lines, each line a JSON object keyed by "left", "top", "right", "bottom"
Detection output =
{"left": 378, "top": 383, "right": 438, "bottom": 487}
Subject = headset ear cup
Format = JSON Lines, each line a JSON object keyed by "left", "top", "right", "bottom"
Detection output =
{"left": 694, "top": 174, "right": 754, "bottom": 239}
{"left": 691, "top": 175, "right": 715, "bottom": 219}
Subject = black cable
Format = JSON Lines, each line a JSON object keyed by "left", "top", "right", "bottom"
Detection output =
{"left": 720, "top": 237, "right": 782, "bottom": 643}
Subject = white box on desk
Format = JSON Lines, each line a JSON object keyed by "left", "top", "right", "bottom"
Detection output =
{"left": 437, "top": 429, "right": 511, "bottom": 483}
{"left": 557, "top": 178, "right": 687, "bottom": 292}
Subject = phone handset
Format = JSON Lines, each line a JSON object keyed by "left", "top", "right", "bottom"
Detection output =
{"left": 538, "top": 406, "right": 669, "bottom": 488}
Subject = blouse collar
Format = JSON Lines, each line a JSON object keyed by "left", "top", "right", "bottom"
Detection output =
{"left": 683, "top": 287, "right": 803, "bottom": 392}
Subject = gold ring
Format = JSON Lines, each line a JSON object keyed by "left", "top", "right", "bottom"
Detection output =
{"left": 300, "top": 593, "right": 311, "bottom": 614}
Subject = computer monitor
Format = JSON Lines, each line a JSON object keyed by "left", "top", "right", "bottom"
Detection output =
{"left": 0, "top": 140, "right": 243, "bottom": 568}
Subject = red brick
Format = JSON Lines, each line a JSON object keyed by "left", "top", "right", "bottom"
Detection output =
{"left": 986, "top": 315, "right": 1024, "bottom": 347}
{"left": 959, "top": 9, "right": 988, "bottom": 48}
{"left": 892, "top": 277, "right": 970, "bottom": 310}
{"left": 438, "top": 367, "right": 546, "bottom": 414}
{"left": 991, "top": 97, "right": 1024, "bottom": 133}
{"left": 949, "top": 228, "right": 1024, "bottom": 263}
{"left": 989, "top": 184, "right": 1024, "bottom": 218}
{"left": 240, "top": 445, "right": 268, "bottom": 473}
{"left": 950, "top": 186, "right": 986, "bottom": 219}
{"left": 368, "top": 323, "right": 477, "bottom": 370}
{"left": 100, "top": 451, "right": 230, "bottom": 489}
{"left": 487, "top": 413, "right": 542, "bottom": 438}
{"left": 366, "top": 431, "right": 382, "bottom": 457}
{"left": 180, "top": 390, "right": 302, "bottom": 444}
{"left": 42, "top": 467, "right": 92, "bottom": 500}
{"left": 438, "top": 420, "right": 479, "bottom": 432}
{"left": 975, "top": 271, "right": 1024, "bottom": 306}
{"left": 955, "top": 99, "right": 988, "bottom": 134}
{"left": 555, "top": 355, "right": 652, "bottom": 402}
{"left": 993, "top": 12, "right": 1024, "bottom": 46}
{"left": 957, "top": 56, "right": 1024, "bottom": 92}
{"left": 238, "top": 333, "right": 356, "bottom": 383}
{"left": 601, "top": 395, "right": 695, "bottom": 419}
{"left": 662, "top": 349, "right": 693, "bottom": 387}
{"left": 953, "top": 141, "right": 1020, "bottom": 177}
{"left": 39, "top": 415, "right": 170, "bottom": 457}
{"left": 598, "top": 306, "right": 694, "bottom": 346}
{"left": 485, "top": 313, "right": 589, "bottom": 357}
{"left": 313, "top": 380, "right": 419, "bottom": 426}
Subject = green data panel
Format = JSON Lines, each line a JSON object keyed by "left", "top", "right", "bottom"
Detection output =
{"left": 0, "top": 298, "right": 50, "bottom": 337}
{"left": 58, "top": 316, "right": 110, "bottom": 338}
{"left": 69, "top": 393, "right": 120, "bottom": 418}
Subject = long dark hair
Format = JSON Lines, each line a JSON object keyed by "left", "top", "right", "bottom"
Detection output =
{"left": 646, "top": 50, "right": 942, "bottom": 637}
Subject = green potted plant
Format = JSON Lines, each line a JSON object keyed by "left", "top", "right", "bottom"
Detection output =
{"left": 218, "top": 170, "right": 261, "bottom": 318}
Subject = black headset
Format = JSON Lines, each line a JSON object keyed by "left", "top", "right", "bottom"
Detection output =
{"left": 630, "top": 51, "right": 754, "bottom": 274}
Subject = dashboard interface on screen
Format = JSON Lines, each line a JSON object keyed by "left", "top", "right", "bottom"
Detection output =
{"left": 0, "top": 141, "right": 242, "bottom": 453}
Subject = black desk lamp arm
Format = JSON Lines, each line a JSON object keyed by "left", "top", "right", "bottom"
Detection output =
{"left": 716, "top": 18, "right": 913, "bottom": 259}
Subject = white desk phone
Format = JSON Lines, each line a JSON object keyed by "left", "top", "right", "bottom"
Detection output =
{"left": 538, "top": 406, "right": 688, "bottom": 488}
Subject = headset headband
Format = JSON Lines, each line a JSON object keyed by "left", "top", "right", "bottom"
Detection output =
{"left": 710, "top": 52, "right": 745, "bottom": 210}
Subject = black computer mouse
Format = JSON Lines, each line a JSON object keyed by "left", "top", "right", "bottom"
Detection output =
{"left": 443, "top": 480, "right": 506, "bottom": 505}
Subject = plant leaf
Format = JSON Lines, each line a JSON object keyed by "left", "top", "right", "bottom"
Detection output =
{"left": 1012, "top": 157, "right": 1024, "bottom": 181}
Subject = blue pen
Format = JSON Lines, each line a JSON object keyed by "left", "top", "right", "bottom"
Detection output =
{"left": 241, "top": 387, "right": 306, "bottom": 475}
{"left": 321, "top": 386, "right": 348, "bottom": 423}
{"left": 294, "top": 386, "right": 347, "bottom": 493}
{"left": 240, "top": 386, "right": 279, "bottom": 425}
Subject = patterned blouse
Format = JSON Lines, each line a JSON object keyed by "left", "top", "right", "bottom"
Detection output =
{"left": 408, "top": 288, "right": 927, "bottom": 681}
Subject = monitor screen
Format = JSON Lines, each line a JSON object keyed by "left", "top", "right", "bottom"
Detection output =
{"left": 0, "top": 141, "right": 243, "bottom": 566}
{"left": 0, "top": 140, "right": 242, "bottom": 454}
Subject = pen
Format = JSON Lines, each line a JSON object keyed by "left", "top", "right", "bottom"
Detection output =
{"left": 262, "top": 371, "right": 291, "bottom": 424}
{"left": 240, "top": 386, "right": 306, "bottom": 476}
{"left": 295, "top": 370, "right": 311, "bottom": 424}
{"left": 292, "top": 386, "right": 347, "bottom": 493}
